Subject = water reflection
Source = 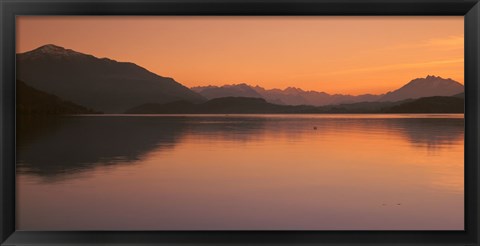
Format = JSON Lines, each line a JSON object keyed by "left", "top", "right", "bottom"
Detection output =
{"left": 16, "top": 115, "right": 464, "bottom": 230}
{"left": 17, "top": 116, "right": 189, "bottom": 179}
{"left": 382, "top": 118, "right": 464, "bottom": 150}
{"left": 17, "top": 115, "right": 463, "bottom": 181}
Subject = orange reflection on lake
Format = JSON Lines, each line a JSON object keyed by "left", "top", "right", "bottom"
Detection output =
{"left": 16, "top": 114, "right": 464, "bottom": 230}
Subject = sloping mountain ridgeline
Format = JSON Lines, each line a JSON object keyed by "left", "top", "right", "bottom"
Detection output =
{"left": 16, "top": 44, "right": 206, "bottom": 113}
{"left": 192, "top": 75, "right": 464, "bottom": 106}
{"left": 384, "top": 96, "right": 464, "bottom": 113}
{"left": 17, "top": 80, "right": 99, "bottom": 115}
{"left": 126, "top": 95, "right": 464, "bottom": 114}
{"left": 378, "top": 75, "right": 464, "bottom": 102}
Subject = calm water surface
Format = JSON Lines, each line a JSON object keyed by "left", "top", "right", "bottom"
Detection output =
{"left": 16, "top": 114, "right": 464, "bottom": 230}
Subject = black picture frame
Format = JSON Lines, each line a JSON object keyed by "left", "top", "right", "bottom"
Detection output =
{"left": 1, "top": 0, "right": 479, "bottom": 245}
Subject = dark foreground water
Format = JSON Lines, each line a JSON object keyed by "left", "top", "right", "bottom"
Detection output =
{"left": 16, "top": 114, "right": 464, "bottom": 230}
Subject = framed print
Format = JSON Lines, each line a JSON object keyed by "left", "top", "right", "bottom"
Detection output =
{"left": 1, "top": 0, "right": 479, "bottom": 245}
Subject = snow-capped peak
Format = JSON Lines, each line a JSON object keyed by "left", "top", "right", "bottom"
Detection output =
{"left": 33, "top": 44, "right": 80, "bottom": 56}
{"left": 17, "top": 44, "right": 86, "bottom": 60}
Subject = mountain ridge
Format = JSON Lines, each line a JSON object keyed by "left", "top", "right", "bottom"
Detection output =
{"left": 17, "top": 79, "right": 99, "bottom": 115}
{"left": 17, "top": 44, "right": 206, "bottom": 113}
{"left": 126, "top": 95, "right": 463, "bottom": 114}
{"left": 192, "top": 75, "right": 463, "bottom": 106}
{"left": 193, "top": 84, "right": 384, "bottom": 106}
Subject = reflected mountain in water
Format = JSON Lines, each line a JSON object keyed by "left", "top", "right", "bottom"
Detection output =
{"left": 382, "top": 118, "right": 464, "bottom": 149}
{"left": 17, "top": 115, "right": 463, "bottom": 181}
{"left": 17, "top": 116, "right": 190, "bottom": 179}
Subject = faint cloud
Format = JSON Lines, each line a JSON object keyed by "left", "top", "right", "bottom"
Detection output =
{"left": 355, "top": 35, "right": 464, "bottom": 56}
{"left": 285, "top": 35, "right": 463, "bottom": 80}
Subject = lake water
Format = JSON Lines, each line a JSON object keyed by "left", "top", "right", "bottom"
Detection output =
{"left": 16, "top": 114, "right": 464, "bottom": 230}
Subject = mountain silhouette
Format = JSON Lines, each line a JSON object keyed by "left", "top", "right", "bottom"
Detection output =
{"left": 17, "top": 80, "right": 98, "bottom": 114}
{"left": 384, "top": 96, "right": 464, "bottom": 113}
{"left": 16, "top": 44, "right": 206, "bottom": 113}
{"left": 379, "top": 75, "right": 464, "bottom": 102}
{"left": 126, "top": 94, "right": 463, "bottom": 114}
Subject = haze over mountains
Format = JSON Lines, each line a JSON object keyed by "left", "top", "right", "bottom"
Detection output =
{"left": 192, "top": 84, "right": 382, "bottom": 106}
{"left": 17, "top": 44, "right": 464, "bottom": 114}
{"left": 192, "top": 75, "right": 464, "bottom": 106}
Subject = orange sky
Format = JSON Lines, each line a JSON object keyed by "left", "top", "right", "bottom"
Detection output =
{"left": 16, "top": 16, "right": 463, "bottom": 95}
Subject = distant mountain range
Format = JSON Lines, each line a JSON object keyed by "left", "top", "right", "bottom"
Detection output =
{"left": 192, "top": 84, "right": 383, "bottom": 106}
{"left": 16, "top": 44, "right": 464, "bottom": 114}
{"left": 192, "top": 75, "right": 464, "bottom": 106}
{"left": 17, "top": 44, "right": 205, "bottom": 113}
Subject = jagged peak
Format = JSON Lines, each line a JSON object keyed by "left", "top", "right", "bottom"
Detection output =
{"left": 224, "top": 83, "right": 252, "bottom": 88}
{"left": 284, "top": 87, "right": 304, "bottom": 93}
{"left": 424, "top": 75, "right": 455, "bottom": 81}
{"left": 405, "top": 75, "right": 461, "bottom": 87}
{"left": 426, "top": 74, "right": 440, "bottom": 79}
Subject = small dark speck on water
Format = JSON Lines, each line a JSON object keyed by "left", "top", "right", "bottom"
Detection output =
{"left": 313, "top": 126, "right": 317, "bottom": 130}
{"left": 397, "top": 203, "right": 401, "bottom": 205}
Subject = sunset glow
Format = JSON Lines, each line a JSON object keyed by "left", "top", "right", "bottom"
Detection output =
{"left": 16, "top": 16, "right": 464, "bottom": 95}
